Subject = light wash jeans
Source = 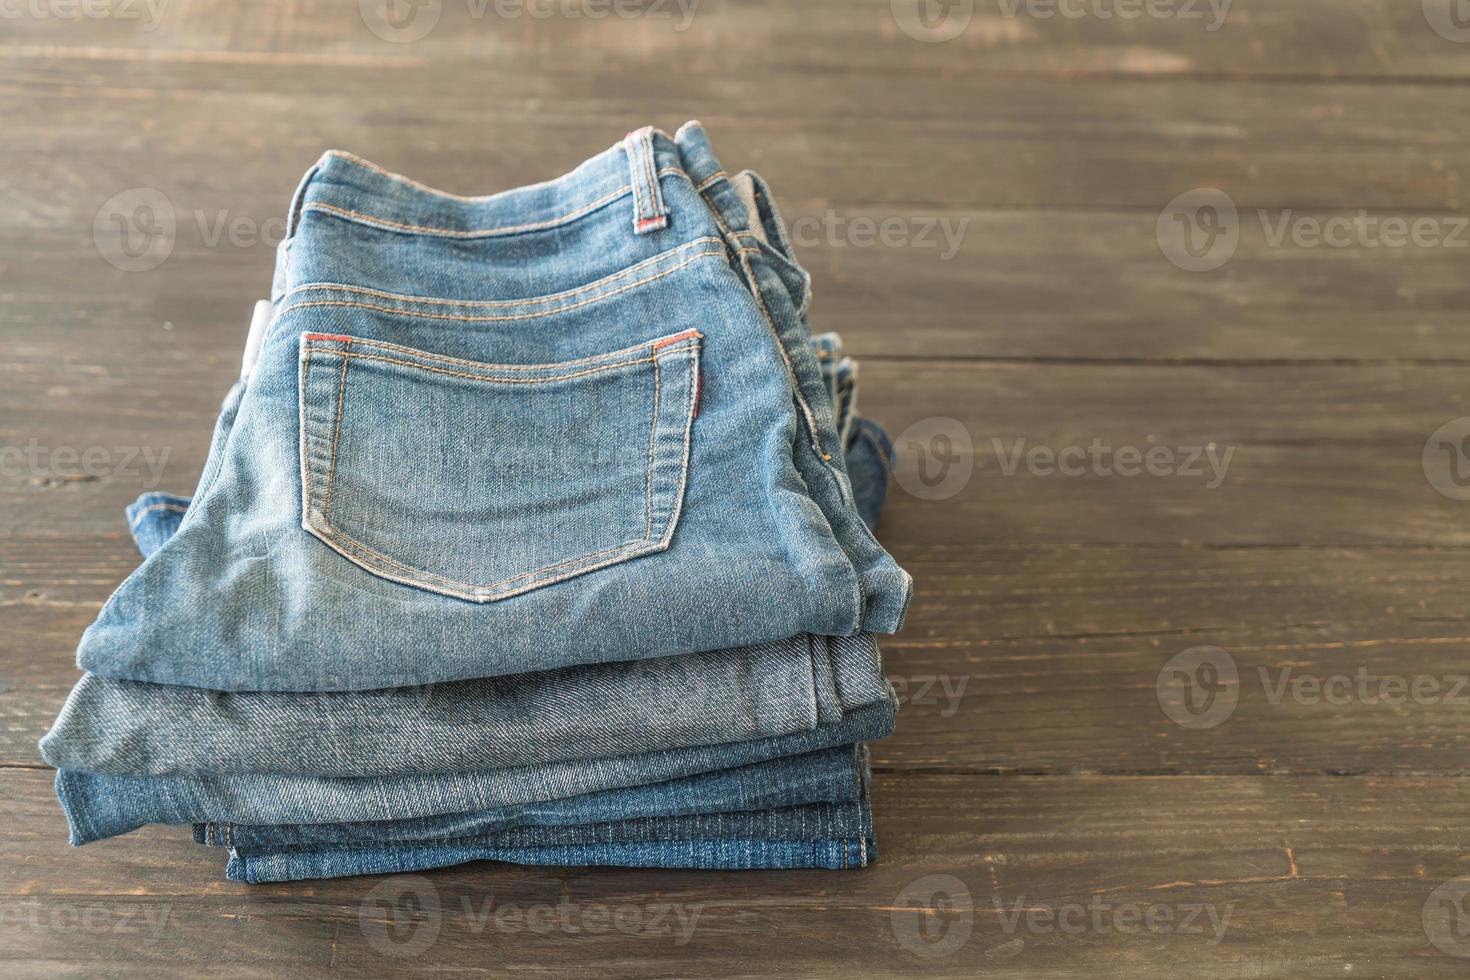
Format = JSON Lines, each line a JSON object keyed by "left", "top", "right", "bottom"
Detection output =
{"left": 73, "top": 123, "right": 910, "bottom": 692}
{"left": 48, "top": 126, "right": 904, "bottom": 880}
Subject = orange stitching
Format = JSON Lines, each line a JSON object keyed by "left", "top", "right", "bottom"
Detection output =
{"left": 300, "top": 328, "right": 701, "bottom": 374}
{"left": 301, "top": 344, "right": 696, "bottom": 386}
{"left": 282, "top": 238, "right": 723, "bottom": 310}
{"left": 653, "top": 329, "right": 702, "bottom": 350}
{"left": 279, "top": 249, "right": 726, "bottom": 324}
{"left": 322, "top": 338, "right": 350, "bottom": 522}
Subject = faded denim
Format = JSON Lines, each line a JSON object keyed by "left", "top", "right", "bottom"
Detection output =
{"left": 216, "top": 752, "right": 875, "bottom": 882}
{"left": 42, "top": 338, "right": 895, "bottom": 780}
{"left": 55, "top": 697, "right": 894, "bottom": 844}
{"left": 74, "top": 123, "right": 911, "bottom": 692}
{"left": 198, "top": 746, "right": 866, "bottom": 851}
{"left": 48, "top": 126, "right": 906, "bottom": 879}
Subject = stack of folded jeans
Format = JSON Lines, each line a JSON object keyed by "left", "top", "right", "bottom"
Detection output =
{"left": 40, "top": 122, "right": 912, "bottom": 883}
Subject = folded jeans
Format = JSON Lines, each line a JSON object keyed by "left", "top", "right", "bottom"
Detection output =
{"left": 73, "top": 123, "right": 911, "bottom": 692}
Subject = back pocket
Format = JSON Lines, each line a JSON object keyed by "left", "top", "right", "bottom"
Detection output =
{"left": 298, "top": 329, "right": 701, "bottom": 602}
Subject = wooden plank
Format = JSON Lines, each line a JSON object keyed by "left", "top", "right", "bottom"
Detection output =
{"left": 3, "top": 67, "right": 1470, "bottom": 210}
{"left": 4, "top": 767, "right": 1470, "bottom": 976}
{"left": 14, "top": 196, "right": 1470, "bottom": 362}
{"left": 2, "top": 0, "right": 1468, "bottom": 80}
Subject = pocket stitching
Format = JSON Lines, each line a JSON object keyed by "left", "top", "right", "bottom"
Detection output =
{"left": 644, "top": 351, "right": 660, "bottom": 542}
{"left": 314, "top": 529, "right": 652, "bottom": 593}
{"left": 323, "top": 341, "right": 351, "bottom": 524}
{"left": 301, "top": 335, "right": 700, "bottom": 602}
{"left": 299, "top": 345, "right": 693, "bottom": 387}
{"left": 305, "top": 326, "right": 691, "bottom": 372}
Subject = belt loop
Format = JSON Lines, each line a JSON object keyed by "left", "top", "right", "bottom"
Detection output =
{"left": 624, "top": 126, "right": 668, "bottom": 235}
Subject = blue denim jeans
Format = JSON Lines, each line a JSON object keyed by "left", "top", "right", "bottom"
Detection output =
{"left": 213, "top": 749, "right": 874, "bottom": 883}
{"left": 48, "top": 126, "right": 904, "bottom": 880}
{"left": 56, "top": 694, "right": 893, "bottom": 844}
{"left": 200, "top": 746, "right": 867, "bottom": 851}
{"left": 50, "top": 330, "right": 896, "bottom": 882}
{"left": 47, "top": 363, "right": 892, "bottom": 781}
{"left": 227, "top": 796, "right": 874, "bottom": 883}
{"left": 74, "top": 123, "right": 910, "bottom": 693}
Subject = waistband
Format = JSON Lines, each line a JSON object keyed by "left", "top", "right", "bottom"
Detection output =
{"left": 287, "top": 120, "right": 734, "bottom": 242}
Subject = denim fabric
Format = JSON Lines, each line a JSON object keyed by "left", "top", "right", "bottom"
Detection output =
{"left": 197, "top": 746, "right": 865, "bottom": 850}
{"left": 44, "top": 633, "right": 887, "bottom": 777}
{"left": 126, "top": 337, "right": 893, "bottom": 557}
{"left": 228, "top": 837, "right": 876, "bottom": 883}
{"left": 848, "top": 420, "right": 893, "bottom": 532}
{"left": 44, "top": 335, "right": 895, "bottom": 780}
{"left": 49, "top": 125, "right": 906, "bottom": 880}
{"left": 229, "top": 801, "right": 869, "bottom": 855}
{"left": 75, "top": 123, "right": 911, "bottom": 692}
{"left": 123, "top": 492, "right": 190, "bottom": 559}
{"left": 221, "top": 752, "right": 875, "bottom": 881}
{"left": 56, "top": 698, "right": 894, "bottom": 844}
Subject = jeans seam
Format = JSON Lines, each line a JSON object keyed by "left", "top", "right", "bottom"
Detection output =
{"left": 300, "top": 166, "right": 690, "bottom": 239}
{"left": 304, "top": 329, "right": 698, "bottom": 373}
{"left": 300, "top": 348, "right": 671, "bottom": 386}
{"left": 281, "top": 237, "right": 724, "bottom": 311}
{"left": 322, "top": 341, "right": 350, "bottom": 525}
{"left": 299, "top": 344, "right": 698, "bottom": 602}
{"left": 645, "top": 353, "right": 661, "bottom": 541}
{"left": 126, "top": 500, "right": 188, "bottom": 528}
{"left": 278, "top": 249, "right": 726, "bottom": 324}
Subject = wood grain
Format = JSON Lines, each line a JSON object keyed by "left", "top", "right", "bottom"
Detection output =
{"left": 5, "top": 767, "right": 1470, "bottom": 977}
{"left": 3, "top": 0, "right": 1470, "bottom": 975}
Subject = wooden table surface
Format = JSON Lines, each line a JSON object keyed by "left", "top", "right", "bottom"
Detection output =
{"left": 5, "top": 1, "right": 1470, "bottom": 976}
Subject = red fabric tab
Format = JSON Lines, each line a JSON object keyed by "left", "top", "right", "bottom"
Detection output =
{"left": 303, "top": 333, "right": 353, "bottom": 344}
